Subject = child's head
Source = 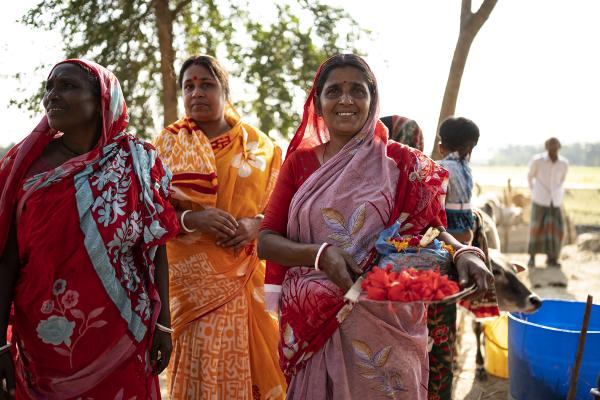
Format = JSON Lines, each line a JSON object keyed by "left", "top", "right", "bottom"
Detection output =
{"left": 438, "top": 117, "right": 480, "bottom": 159}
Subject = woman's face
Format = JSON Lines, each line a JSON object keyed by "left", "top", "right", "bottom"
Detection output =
{"left": 318, "top": 66, "right": 371, "bottom": 139}
{"left": 42, "top": 63, "right": 100, "bottom": 134}
{"left": 182, "top": 64, "right": 226, "bottom": 124}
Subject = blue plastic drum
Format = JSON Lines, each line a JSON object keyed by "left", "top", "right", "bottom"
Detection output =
{"left": 508, "top": 299, "right": 600, "bottom": 400}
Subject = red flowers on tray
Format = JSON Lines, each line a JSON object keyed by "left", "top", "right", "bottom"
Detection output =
{"left": 361, "top": 265, "right": 460, "bottom": 302}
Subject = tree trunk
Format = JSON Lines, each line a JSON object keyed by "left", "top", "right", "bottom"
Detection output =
{"left": 431, "top": 0, "right": 498, "bottom": 159}
{"left": 153, "top": 0, "right": 178, "bottom": 127}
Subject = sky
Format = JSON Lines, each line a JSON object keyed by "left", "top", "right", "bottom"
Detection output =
{"left": 1, "top": 1, "right": 599, "bottom": 163}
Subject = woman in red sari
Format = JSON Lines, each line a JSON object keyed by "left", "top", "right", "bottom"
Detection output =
{"left": 0, "top": 60, "right": 179, "bottom": 399}
{"left": 258, "top": 54, "right": 493, "bottom": 399}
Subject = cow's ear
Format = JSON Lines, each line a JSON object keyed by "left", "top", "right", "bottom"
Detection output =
{"left": 512, "top": 263, "right": 527, "bottom": 274}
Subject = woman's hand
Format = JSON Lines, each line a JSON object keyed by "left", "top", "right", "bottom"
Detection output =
{"left": 150, "top": 330, "right": 172, "bottom": 375}
{"left": 218, "top": 217, "right": 261, "bottom": 254}
{"left": 0, "top": 352, "right": 15, "bottom": 399}
{"left": 455, "top": 252, "right": 494, "bottom": 298}
{"left": 184, "top": 208, "right": 238, "bottom": 239}
{"left": 318, "top": 246, "right": 363, "bottom": 292}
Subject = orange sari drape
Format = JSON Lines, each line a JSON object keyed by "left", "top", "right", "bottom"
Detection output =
{"left": 154, "top": 114, "right": 285, "bottom": 399}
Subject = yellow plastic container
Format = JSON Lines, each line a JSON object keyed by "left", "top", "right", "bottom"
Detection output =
{"left": 482, "top": 314, "right": 509, "bottom": 379}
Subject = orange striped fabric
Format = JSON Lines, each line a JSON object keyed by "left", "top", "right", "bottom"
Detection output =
{"left": 154, "top": 117, "right": 219, "bottom": 207}
{"left": 154, "top": 114, "right": 285, "bottom": 399}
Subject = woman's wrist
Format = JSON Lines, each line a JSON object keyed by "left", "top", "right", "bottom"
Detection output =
{"left": 0, "top": 342, "right": 12, "bottom": 354}
{"left": 453, "top": 245, "right": 486, "bottom": 264}
{"left": 157, "top": 315, "right": 171, "bottom": 327}
{"left": 180, "top": 209, "right": 197, "bottom": 233}
{"left": 155, "top": 322, "right": 174, "bottom": 334}
{"left": 314, "top": 243, "right": 331, "bottom": 271}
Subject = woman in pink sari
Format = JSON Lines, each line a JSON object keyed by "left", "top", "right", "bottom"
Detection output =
{"left": 258, "top": 54, "right": 493, "bottom": 399}
{"left": 0, "top": 60, "right": 179, "bottom": 399}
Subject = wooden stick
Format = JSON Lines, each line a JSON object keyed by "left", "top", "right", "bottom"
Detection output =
{"left": 567, "top": 295, "right": 594, "bottom": 400}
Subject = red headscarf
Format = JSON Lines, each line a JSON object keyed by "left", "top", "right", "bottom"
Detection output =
{"left": 0, "top": 59, "right": 128, "bottom": 255}
{"left": 286, "top": 54, "right": 386, "bottom": 157}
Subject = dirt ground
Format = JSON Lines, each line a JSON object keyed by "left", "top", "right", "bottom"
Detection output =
{"left": 158, "top": 245, "right": 599, "bottom": 399}
{"left": 452, "top": 244, "right": 600, "bottom": 400}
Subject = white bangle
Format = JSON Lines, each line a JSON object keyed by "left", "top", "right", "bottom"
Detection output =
{"left": 315, "top": 242, "right": 331, "bottom": 271}
{"left": 156, "top": 323, "right": 174, "bottom": 334}
{"left": 254, "top": 213, "right": 265, "bottom": 220}
{"left": 180, "top": 209, "right": 196, "bottom": 233}
{"left": 0, "top": 342, "right": 12, "bottom": 354}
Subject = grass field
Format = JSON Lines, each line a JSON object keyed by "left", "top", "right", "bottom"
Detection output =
{"left": 471, "top": 165, "right": 600, "bottom": 225}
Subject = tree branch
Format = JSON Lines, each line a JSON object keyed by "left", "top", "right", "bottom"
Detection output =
{"left": 475, "top": 0, "right": 498, "bottom": 19}
{"left": 461, "top": 0, "right": 473, "bottom": 26}
{"left": 173, "top": 0, "right": 193, "bottom": 17}
{"left": 461, "top": 0, "right": 472, "bottom": 17}
{"left": 472, "top": 0, "right": 498, "bottom": 31}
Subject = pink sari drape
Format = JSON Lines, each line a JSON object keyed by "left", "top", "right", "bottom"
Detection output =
{"left": 276, "top": 55, "right": 448, "bottom": 399}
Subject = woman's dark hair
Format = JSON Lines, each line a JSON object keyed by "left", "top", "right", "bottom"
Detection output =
{"left": 178, "top": 55, "right": 230, "bottom": 101}
{"left": 314, "top": 54, "right": 377, "bottom": 112}
{"left": 439, "top": 117, "right": 480, "bottom": 158}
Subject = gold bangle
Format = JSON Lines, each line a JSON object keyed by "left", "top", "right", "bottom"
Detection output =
{"left": 156, "top": 323, "right": 174, "bottom": 334}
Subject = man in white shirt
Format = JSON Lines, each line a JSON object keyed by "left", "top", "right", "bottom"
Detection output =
{"left": 527, "top": 137, "right": 569, "bottom": 267}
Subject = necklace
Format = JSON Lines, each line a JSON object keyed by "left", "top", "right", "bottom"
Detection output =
{"left": 59, "top": 137, "right": 85, "bottom": 156}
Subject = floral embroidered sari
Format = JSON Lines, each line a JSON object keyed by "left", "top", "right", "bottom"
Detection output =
{"left": 262, "top": 56, "right": 449, "bottom": 399}
{"left": 154, "top": 112, "right": 286, "bottom": 399}
{"left": 0, "top": 60, "right": 179, "bottom": 399}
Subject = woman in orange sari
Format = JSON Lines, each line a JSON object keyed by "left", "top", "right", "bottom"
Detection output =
{"left": 154, "top": 55, "right": 286, "bottom": 399}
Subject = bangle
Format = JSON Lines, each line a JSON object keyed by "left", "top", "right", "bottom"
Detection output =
{"left": 155, "top": 323, "right": 174, "bottom": 334}
{"left": 453, "top": 246, "right": 486, "bottom": 262}
{"left": 0, "top": 342, "right": 12, "bottom": 354}
{"left": 255, "top": 213, "right": 265, "bottom": 220}
{"left": 180, "top": 209, "right": 196, "bottom": 233}
{"left": 315, "top": 243, "right": 331, "bottom": 271}
{"left": 453, "top": 246, "right": 486, "bottom": 264}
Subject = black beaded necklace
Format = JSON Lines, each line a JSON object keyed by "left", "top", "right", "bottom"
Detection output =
{"left": 59, "top": 137, "right": 85, "bottom": 156}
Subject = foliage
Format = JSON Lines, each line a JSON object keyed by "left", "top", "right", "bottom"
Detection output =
{"left": 15, "top": 1, "right": 159, "bottom": 137}
{"left": 0, "top": 144, "right": 14, "bottom": 158}
{"left": 14, "top": 0, "right": 367, "bottom": 138}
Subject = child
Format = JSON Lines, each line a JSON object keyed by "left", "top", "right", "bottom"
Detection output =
{"left": 437, "top": 117, "right": 480, "bottom": 245}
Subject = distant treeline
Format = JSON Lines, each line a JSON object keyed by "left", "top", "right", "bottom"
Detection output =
{"left": 487, "top": 142, "right": 600, "bottom": 166}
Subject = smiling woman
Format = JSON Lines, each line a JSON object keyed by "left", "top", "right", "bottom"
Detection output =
{"left": 153, "top": 55, "right": 286, "bottom": 400}
{"left": 0, "top": 59, "right": 179, "bottom": 399}
{"left": 317, "top": 67, "right": 371, "bottom": 142}
{"left": 314, "top": 58, "right": 375, "bottom": 164}
{"left": 257, "top": 54, "right": 493, "bottom": 400}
